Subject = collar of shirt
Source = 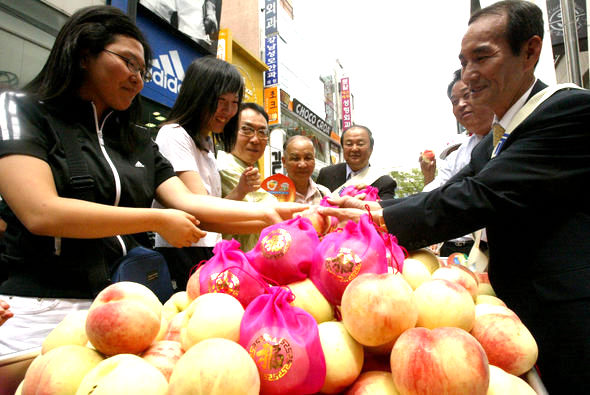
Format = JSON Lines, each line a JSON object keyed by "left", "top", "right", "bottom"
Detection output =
{"left": 346, "top": 163, "right": 370, "bottom": 180}
{"left": 295, "top": 178, "right": 324, "bottom": 204}
{"left": 494, "top": 78, "right": 537, "bottom": 129}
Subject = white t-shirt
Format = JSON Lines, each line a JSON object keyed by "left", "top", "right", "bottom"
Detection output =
{"left": 152, "top": 123, "right": 221, "bottom": 247}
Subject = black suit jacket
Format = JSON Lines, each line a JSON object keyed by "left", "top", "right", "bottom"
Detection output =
{"left": 381, "top": 81, "right": 590, "bottom": 391}
{"left": 316, "top": 162, "right": 397, "bottom": 200}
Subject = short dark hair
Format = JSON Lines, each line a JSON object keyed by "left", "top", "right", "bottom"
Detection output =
{"left": 447, "top": 69, "right": 462, "bottom": 99}
{"left": 241, "top": 102, "right": 269, "bottom": 123}
{"left": 283, "top": 135, "right": 313, "bottom": 152}
{"left": 165, "top": 56, "right": 244, "bottom": 152}
{"left": 341, "top": 125, "right": 374, "bottom": 149}
{"left": 469, "top": 0, "right": 543, "bottom": 56}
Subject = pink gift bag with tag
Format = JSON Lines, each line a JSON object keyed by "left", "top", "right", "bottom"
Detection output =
{"left": 310, "top": 214, "right": 388, "bottom": 306}
{"left": 246, "top": 217, "right": 319, "bottom": 285}
{"left": 193, "top": 239, "right": 267, "bottom": 308}
{"left": 240, "top": 286, "right": 326, "bottom": 395}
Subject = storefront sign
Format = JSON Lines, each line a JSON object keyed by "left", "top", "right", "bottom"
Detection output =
{"left": 264, "top": 0, "right": 278, "bottom": 36}
{"left": 341, "top": 77, "right": 352, "bottom": 130}
{"left": 134, "top": 10, "right": 203, "bottom": 108}
{"left": 292, "top": 99, "right": 331, "bottom": 135}
{"left": 264, "top": 86, "right": 281, "bottom": 125}
{"left": 264, "top": 35, "right": 279, "bottom": 86}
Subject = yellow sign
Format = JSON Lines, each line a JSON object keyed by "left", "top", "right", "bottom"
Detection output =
{"left": 264, "top": 86, "right": 280, "bottom": 125}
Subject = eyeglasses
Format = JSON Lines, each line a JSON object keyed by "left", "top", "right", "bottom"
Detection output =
{"left": 103, "top": 49, "right": 152, "bottom": 82}
{"left": 239, "top": 125, "right": 270, "bottom": 140}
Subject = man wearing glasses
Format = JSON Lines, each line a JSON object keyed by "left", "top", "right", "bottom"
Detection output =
{"left": 217, "top": 102, "right": 277, "bottom": 251}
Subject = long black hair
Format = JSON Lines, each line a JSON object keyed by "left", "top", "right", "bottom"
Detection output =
{"left": 164, "top": 56, "right": 244, "bottom": 152}
{"left": 24, "top": 5, "right": 152, "bottom": 152}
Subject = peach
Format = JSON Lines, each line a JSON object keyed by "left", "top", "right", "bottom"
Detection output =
{"left": 487, "top": 365, "right": 537, "bottom": 394}
{"left": 180, "top": 292, "right": 244, "bottom": 350}
{"left": 401, "top": 258, "right": 432, "bottom": 290}
{"left": 162, "top": 291, "right": 191, "bottom": 322}
{"left": 41, "top": 310, "right": 89, "bottom": 354}
{"left": 341, "top": 273, "right": 417, "bottom": 347}
{"left": 414, "top": 278, "right": 475, "bottom": 331}
{"left": 85, "top": 282, "right": 162, "bottom": 356}
{"left": 75, "top": 354, "right": 168, "bottom": 395}
{"left": 346, "top": 371, "right": 400, "bottom": 395}
{"left": 164, "top": 310, "right": 186, "bottom": 343}
{"left": 475, "top": 294, "right": 506, "bottom": 307}
{"left": 431, "top": 264, "right": 479, "bottom": 300}
{"left": 390, "top": 327, "right": 489, "bottom": 395}
{"left": 186, "top": 265, "right": 204, "bottom": 301}
{"left": 22, "top": 345, "right": 103, "bottom": 395}
{"left": 406, "top": 248, "right": 440, "bottom": 273}
{"left": 470, "top": 309, "right": 538, "bottom": 376}
{"left": 142, "top": 340, "right": 184, "bottom": 381}
{"left": 318, "top": 321, "right": 364, "bottom": 394}
{"left": 287, "top": 278, "right": 334, "bottom": 323}
{"left": 168, "top": 338, "right": 260, "bottom": 394}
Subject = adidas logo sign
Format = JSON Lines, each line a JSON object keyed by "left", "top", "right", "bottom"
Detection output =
{"left": 135, "top": 161, "right": 145, "bottom": 168}
{"left": 150, "top": 50, "right": 184, "bottom": 94}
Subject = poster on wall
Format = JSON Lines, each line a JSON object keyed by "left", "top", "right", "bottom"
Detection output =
{"left": 139, "top": 0, "right": 222, "bottom": 55}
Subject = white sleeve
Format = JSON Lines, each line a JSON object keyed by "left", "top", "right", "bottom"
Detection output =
{"left": 155, "top": 124, "right": 200, "bottom": 173}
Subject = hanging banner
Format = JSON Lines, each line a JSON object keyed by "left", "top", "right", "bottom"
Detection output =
{"left": 341, "top": 77, "right": 352, "bottom": 130}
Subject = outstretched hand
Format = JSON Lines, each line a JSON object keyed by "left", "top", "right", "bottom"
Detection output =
{"left": 317, "top": 206, "right": 367, "bottom": 227}
{"left": 326, "top": 195, "right": 381, "bottom": 211}
{"left": 158, "top": 209, "right": 207, "bottom": 248}
{"left": 264, "top": 202, "right": 308, "bottom": 225}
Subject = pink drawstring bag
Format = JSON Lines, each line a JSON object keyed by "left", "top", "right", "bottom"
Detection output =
{"left": 383, "top": 233, "right": 407, "bottom": 273}
{"left": 246, "top": 217, "right": 320, "bottom": 285}
{"left": 310, "top": 214, "right": 388, "bottom": 305}
{"left": 196, "top": 239, "right": 267, "bottom": 308}
{"left": 339, "top": 185, "right": 380, "bottom": 201}
{"left": 240, "top": 286, "right": 326, "bottom": 395}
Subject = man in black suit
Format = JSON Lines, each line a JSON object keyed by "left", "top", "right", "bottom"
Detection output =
{"left": 322, "top": 2, "right": 590, "bottom": 393}
{"left": 316, "top": 125, "right": 396, "bottom": 199}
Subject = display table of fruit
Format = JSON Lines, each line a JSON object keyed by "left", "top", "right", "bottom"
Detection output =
{"left": 1, "top": 213, "right": 549, "bottom": 394}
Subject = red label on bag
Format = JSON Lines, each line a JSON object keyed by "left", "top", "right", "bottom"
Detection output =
{"left": 261, "top": 228, "right": 292, "bottom": 259}
{"left": 249, "top": 334, "right": 293, "bottom": 381}
{"left": 325, "top": 247, "right": 362, "bottom": 282}
{"left": 208, "top": 270, "right": 240, "bottom": 297}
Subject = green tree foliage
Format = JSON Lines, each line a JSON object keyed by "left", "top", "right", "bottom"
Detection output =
{"left": 390, "top": 168, "right": 427, "bottom": 198}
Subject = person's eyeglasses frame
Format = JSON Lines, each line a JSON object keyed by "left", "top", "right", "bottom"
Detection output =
{"left": 238, "top": 125, "right": 270, "bottom": 141}
{"left": 102, "top": 49, "right": 152, "bottom": 83}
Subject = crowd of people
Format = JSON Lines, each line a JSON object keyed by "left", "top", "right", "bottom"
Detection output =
{"left": 0, "top": 1, "right": 589, "bottom": 393}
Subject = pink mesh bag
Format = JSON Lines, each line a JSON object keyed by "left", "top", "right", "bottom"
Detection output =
{"left": 240, "top": 286, "right": 326, "bottom": 395}
{"left": 310, "top": 214, "right": 388, "bottom": 305}
{"left": 246, "top": 216, "right": 320, "bottom": 285}
{"left": 383, "top": 233, "right": 407, "bottom": 273}
{"left": 196, "top": 239, "right": 267, "bottom": 308}
{"left": 339, "top": 185, "right": 380, "bottom": 201}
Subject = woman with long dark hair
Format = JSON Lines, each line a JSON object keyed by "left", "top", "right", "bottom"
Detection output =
{"left": 153, "top": 57, "right": 262, "bottom": 289}
{"left": 0, "top": 5, "right": 303, "bottom": 355}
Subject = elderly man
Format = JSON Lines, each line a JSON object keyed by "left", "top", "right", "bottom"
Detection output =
{"left": 282, "top": 135, "right": 330, "bottom": 204}
{"left": 323, "top": 2, "right": 590, "bottom": 391}
{"left": 316, "top": 125, "right": 396, "bottom": 199}
{"left": 420, "top": 70, "right": 494, "bottom": 256}
{"left": 217, "top": 102, "right": 277, "bottom": 251}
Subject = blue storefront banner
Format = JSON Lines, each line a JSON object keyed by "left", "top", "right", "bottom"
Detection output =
{"left": 264, "top": 35, "right": 278, "bottom": 87}
{"left": 110, "top": 0, "right": 203, "bottom": 108}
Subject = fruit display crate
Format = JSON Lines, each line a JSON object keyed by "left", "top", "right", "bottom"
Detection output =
{"left": 0, "top": 347, "right": 40, "bottom": 395}
{"left": 0, "top": 346, "right": 549, "bottom": 395}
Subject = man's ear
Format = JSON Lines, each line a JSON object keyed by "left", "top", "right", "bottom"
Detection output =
{"left": 80, "top": 50, "right": 90, "bottom": 69}
{"left": 523, "top": 35, "right": 542, "bottom": 71}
